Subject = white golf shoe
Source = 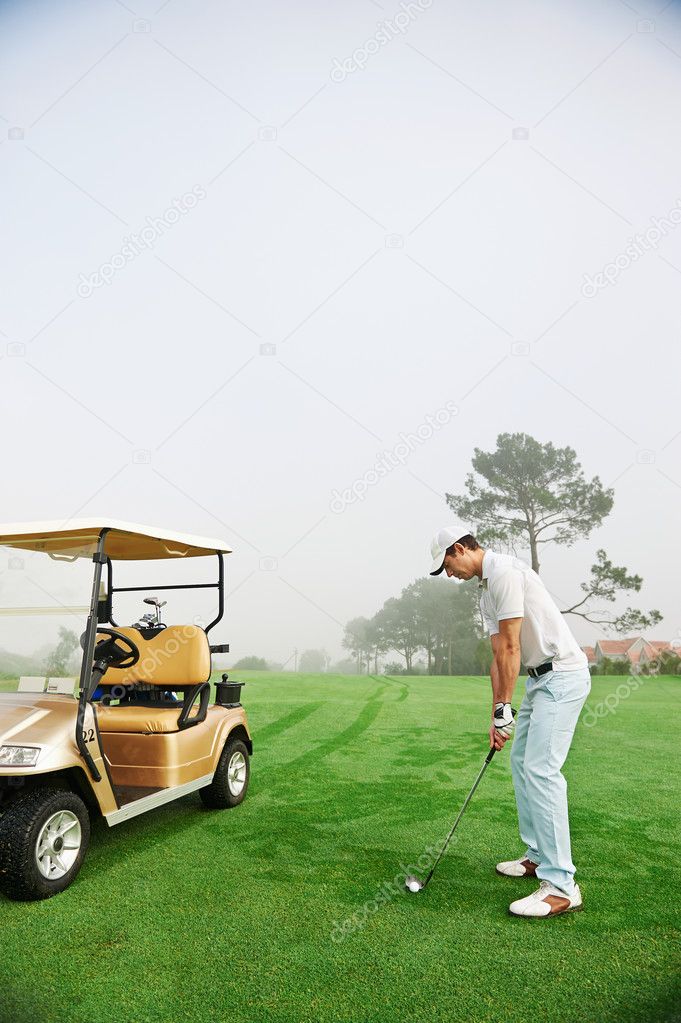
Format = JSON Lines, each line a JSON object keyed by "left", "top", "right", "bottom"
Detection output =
{"left": 495, "top": 856, "right": 538, "bottom": 878}
{"left": 509, "top": 880, "right": 583, "bottom": 918}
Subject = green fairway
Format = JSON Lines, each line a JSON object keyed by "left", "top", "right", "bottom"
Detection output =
{"left": 0, "top": 672, "right": 678, "bottom": 1023}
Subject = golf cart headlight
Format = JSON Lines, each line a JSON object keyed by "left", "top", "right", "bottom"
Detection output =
{"left": 0, "top": 745, "right": 41, "bottom": 767}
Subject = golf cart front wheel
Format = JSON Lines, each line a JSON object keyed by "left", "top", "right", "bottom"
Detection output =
{"left": 200, "top": 736, "right": 250, "bottom": 809}
{"left": 0, "top": 788, "right": 90, "bottom": 901}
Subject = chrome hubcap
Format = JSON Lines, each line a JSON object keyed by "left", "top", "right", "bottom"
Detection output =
{"left": 35, "top": 810, "right": 81, "bottom": 880}
{"left": 227, "top": 751, "right": 247, "bottom": 795}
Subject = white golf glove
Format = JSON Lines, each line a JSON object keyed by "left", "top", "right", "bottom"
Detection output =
{"left": 493, "top": 702, "right": 515, "bottom": 739}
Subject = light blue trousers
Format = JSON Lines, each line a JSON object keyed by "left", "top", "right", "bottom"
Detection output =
{"left": 510, "top": 667, "right": 591, "bottom": 896}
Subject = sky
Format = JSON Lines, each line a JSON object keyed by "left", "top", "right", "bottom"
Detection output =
{"left": 1, "top": 0, "right": 681, "bottom": 665}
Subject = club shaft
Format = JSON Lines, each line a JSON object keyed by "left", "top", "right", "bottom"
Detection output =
{"left": 424, "top": 751, "right": 494, "bottom": 885}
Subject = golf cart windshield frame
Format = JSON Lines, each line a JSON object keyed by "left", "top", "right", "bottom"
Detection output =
{"left": 75, "top": 528, "right": 226, "bottom": 783}
{"left": 104, "top": 552, "right": 225, "bottom": 633}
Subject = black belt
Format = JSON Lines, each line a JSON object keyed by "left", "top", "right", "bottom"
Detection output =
{"left": 527, "top": 660, "right": 553, "bottom": 678}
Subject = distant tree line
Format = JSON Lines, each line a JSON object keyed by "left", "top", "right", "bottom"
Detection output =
{"left": 652, "top": 648, "right": 681, "bottom": 676}
{"left": 232, "top": 651, "right": 332, "bottom": 673}
{"left": 233, "top": 656, "right": 270, "bottom": 671}
{"left": 44, "top": 628, "right": 79, "bottom": 676}
{"left": 590, "top": 649, "right": 681, "bottom": 676}
{"left": 342, "top": 577, "right": 488, "bottom": 676}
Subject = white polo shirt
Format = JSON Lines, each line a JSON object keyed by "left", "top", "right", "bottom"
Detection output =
{"left": 478, "top": 550, "right": 587, "bottom": 671}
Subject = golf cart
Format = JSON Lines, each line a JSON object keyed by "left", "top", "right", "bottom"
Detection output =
{"left": 0, "top": 520, "right": 252, "bottom": 901}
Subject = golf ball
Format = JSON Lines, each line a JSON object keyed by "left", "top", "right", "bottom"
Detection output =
{"left": 407, "top": 879, "right": 421, "bottom": 893}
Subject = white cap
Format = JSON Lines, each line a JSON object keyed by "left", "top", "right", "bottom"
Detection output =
{"left": 429, "top": 524, "right": 472, "bottom": 575}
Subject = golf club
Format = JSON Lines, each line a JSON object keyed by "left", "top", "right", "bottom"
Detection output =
{"left": 405, "top": 746, "right": 497, "bottom": 894}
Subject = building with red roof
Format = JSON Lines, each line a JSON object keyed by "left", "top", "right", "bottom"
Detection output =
{"left": 581, "top": 637, "right": 676, "bottom": 672}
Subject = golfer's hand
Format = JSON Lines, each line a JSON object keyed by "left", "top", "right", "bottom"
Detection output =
{"left": 490, "top": 702, "right": 515, "bottom": 750}
{"left": 489, "top": 724, "right": 505, "bottom": 750}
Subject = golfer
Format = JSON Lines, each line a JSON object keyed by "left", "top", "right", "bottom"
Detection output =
{"left": 429, "top": 525, "right": 591, "bottom": 918}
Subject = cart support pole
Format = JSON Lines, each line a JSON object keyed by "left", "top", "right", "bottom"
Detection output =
{"left": 75, "top": 530, "right": 110, "bottom": 783}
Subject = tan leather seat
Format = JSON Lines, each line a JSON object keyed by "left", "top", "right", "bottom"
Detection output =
{"left": 101, "top": 625, "right": 211, "bottom": 687}
{"left": 95, "top": 703, "right": 185, "bottom": 734}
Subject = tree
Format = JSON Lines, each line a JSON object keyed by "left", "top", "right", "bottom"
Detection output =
{"left": 562, "top": 550, "right": 662, "bottom": 634}
{"left": 651, "top": 648, "right": 681, "bottom": 676}
{"left": 44, "top": 628, "right": 78, "bottom": 676}
{"left": 591, "top": 656, "right": 631, "bottom": 676}
{"left": 233, "top": 656, "right": 269, "bottom": 670}
{"left": 408, "top": 578, "right": 443, "bottom": 674}
{"left": 446, "top": 433, "right": 660, "bottom": 634}
{"left": 364, "top": 613, "right": 391, "bottom": 674}
{"left": 299, "top": 649, "right": 330, "bottom": 673}
{"left": 329, "top": 657, "right": 358, "bottom": 675}
{"left": 342, "top": 617, "right": 374, "bottom": 674}
{"left": 367, "top": 577, "right": 483, "bottom": 675}
{"left": 446, "top": 432, "right": 612, "bottom": 573}
{"left": 441, "top": 584, "right": 485, "bottom": 675}
{"left": 474, "top": 636, "right": 494, "bottom": 675}
{"left": 375, "top": 594, "right": 421, "bottom": 672}
{"left": 406, "top": 577, "right": 481, "bottom": 675}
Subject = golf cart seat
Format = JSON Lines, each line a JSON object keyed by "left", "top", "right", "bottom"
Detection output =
{"left": 94, "top": 625, "right": 212, "bottom": 735}
{"left": 94, "top": 704, "right": 192, "bottom": 734}
{"left": 99, "top": 625, "right": 211, "bottom": 687}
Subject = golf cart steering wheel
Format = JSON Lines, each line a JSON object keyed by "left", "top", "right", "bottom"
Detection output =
{"left": 83, "top": 628, "right": 141, "bottom": 670}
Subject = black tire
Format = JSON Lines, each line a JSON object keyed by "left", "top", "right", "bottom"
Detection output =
{"left": 200, "top": 736, "right": 250, "bottom": 809}
{"left": 0, "top": 788, "right": 90, "bottom": 902}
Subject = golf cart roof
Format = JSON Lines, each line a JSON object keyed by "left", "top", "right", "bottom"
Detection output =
{"left": 0, "top": 519, "right": 233, "bottom": 561}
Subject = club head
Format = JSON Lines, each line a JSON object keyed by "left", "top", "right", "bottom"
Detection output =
{"left": 404, "top": 875, "right": 424, "bottom": 894}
